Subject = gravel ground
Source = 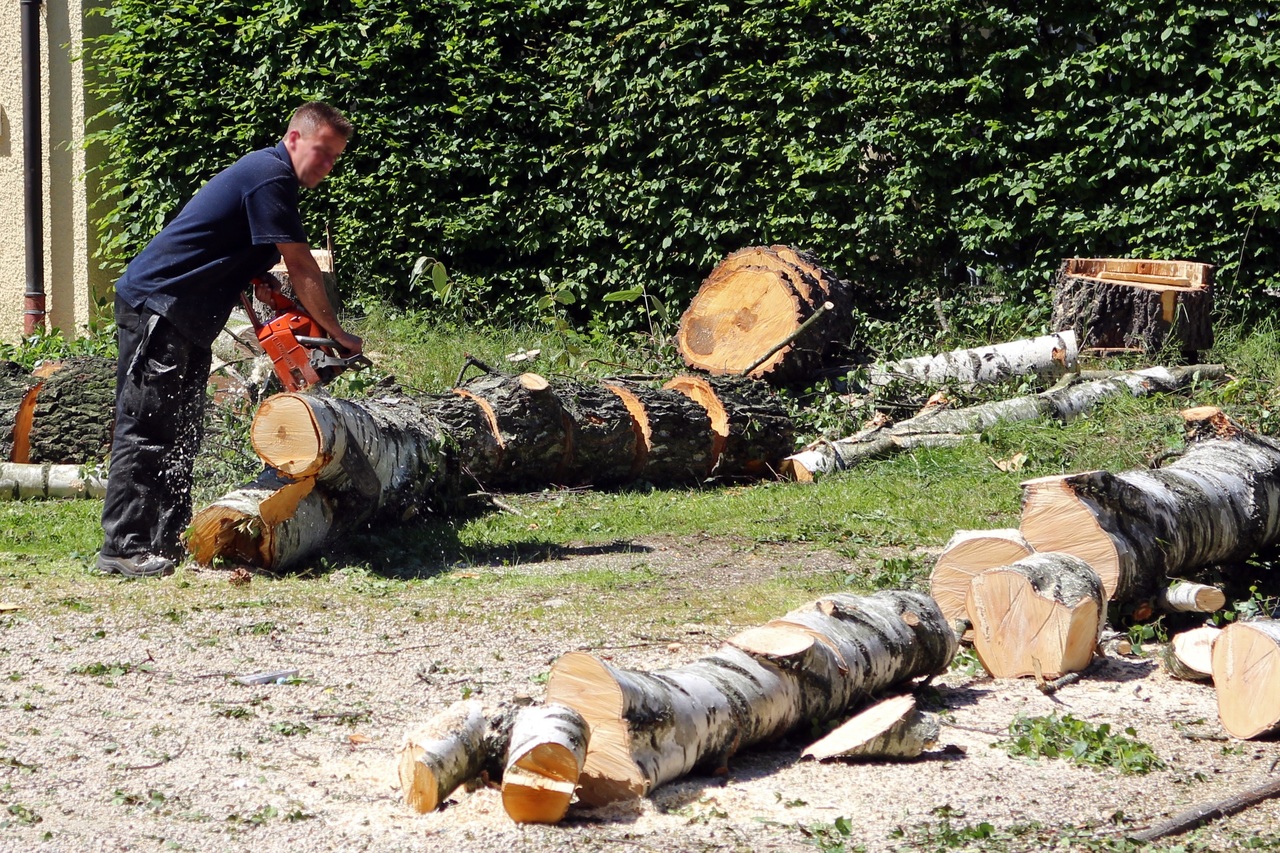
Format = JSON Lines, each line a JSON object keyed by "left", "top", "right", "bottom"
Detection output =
{"left": 0, "top": 536, "right": 1277, "bottom": 852}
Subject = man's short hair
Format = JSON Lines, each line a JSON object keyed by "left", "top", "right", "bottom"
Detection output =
{"left": 288, "top": 102, "right": 354, "bottom": 140}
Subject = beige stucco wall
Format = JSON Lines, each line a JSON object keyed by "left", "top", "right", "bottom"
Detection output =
{"left": 0, "top": 1, "right": 109, "bottom": 345}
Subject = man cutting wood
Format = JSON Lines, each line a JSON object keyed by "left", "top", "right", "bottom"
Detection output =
{"left": 98, "top": 102, "right": 362, "bottom": 578}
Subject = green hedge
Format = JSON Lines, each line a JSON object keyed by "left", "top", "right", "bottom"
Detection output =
{"left": 87, "top": 1, "right": 1280, "bottom": 332}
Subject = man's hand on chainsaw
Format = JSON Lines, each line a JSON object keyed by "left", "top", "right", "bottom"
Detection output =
{"left": 331, "top": 330, "right": 364, "bottom": 356}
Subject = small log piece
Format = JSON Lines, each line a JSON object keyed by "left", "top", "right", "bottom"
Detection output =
{"left": 398, "top": 700, "right": 489, "bottom": 813}
{"left": 676, "top": 246, "right": 854, "bottom": 386}
{"left": 1212, "top": 620, "right": 1280, "bottom": 739}
{"left": 929, "top": 529, "right": 1036, "bottom": 638}
{"left": 1162, "top": 625, "right": 1220, "bottom": 681}
{"left": 662, "top": 374, "right": 794, "bottom": 479}
{"left": 1049, "top": 258, "right": 1213, "bottom": 356}
{"left": 187, "top": 470, "right": 324, "bottom": 568}
{"left": 967, "top": 552, "right": 1104, "bottom": 679}
{"left": 802, "top": 694, "right": 939, "bottom": 762}
{"left": 0, "top": 462, "right": 107, "bottom": 500}
{"left": 1157, "top": 581, "right": 1227, "bottom": 614}
{"left": 601, "top": 381, "right": 714, "bottom": 485}
{"left": 502, "top": 704, "right": 590, "bottom": 824}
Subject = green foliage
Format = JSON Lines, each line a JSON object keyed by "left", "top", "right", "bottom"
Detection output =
{"left": 798, "top": 815, "right": 861, "bottom": 852}
{"left": 0, "top": 313, "right": 117, "bottom": 369}
{"left": 995, "top": 713, "right": 1166, "bottom": 775}
{"left": 84, "top": 2, "right": 1280, "bottom": 334}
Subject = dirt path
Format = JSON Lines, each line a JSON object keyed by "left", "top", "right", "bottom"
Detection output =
{"left": 0, "top": 537, "right": 1277, "bottom": 852}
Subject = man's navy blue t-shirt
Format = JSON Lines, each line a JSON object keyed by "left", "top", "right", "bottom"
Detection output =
{"left": 116, "top": 142, "right": 308, "bottom": 348}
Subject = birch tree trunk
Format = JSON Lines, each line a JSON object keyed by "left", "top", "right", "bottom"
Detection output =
{"left": 398, "top": 700, "right": 489, "bottom": 813}
{"left": 0, "top": 462, "right": 107, "bottom": 500}
{"left": 187, "top": 471, "right": 328, "bottom": 569}
{"left": 783, "top": 365, "right": 1222, "bottom": 481}
{"left": 545, "top": 590, "right": 955, "bottom": 805}
{"left": 1020, "top": 407, "right": 1280, "bottom": 604}
{"left": 868, "top": 331, "right": 1078, "bottom": 388}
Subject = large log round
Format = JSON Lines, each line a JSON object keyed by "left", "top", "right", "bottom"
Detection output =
{"left": 677, "top": 246, "right": 854, "bottom": 386}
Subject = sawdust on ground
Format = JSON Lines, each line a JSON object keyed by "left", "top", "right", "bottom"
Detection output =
{"left": 0, "top": 535, "right": 1276, "bottom": 853}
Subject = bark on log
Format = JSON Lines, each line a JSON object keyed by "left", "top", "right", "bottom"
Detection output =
{"left": 0, "top": 462, "right": 107, "bottom": 500}
{"left": 1049, "top": 258, "right": 1214, "bottom": 355}
{"left": 967, "top": 552, "right": 1104, "bottom": 679}
{"left": 1162, "top": 626, "right": 1220, "bottom": 681}
{"left": 1212, "top": 620, "right": 1280, "bottom": 739}
{"left": 555, "top": 381, "right": 637, "bottom": 487}
{"left": 0, "top": 361, "right": 40, "bottom": 462}
{"left": 676, "top": 246, "right": 854, "bottom": 386}
{"left": 802, "top": 694, "right": 939, "bottom": 761}
{"left": 25, "top": 356, "right": 116, "bottom": 464}
{"left": 187, "top": 470, "right": 326, "bottom": 568}
{"left": 545, "top": 590, "right": 955, "bottom": 805}
{"left": 1020, "top": 407, "right": 1280, "bottom": 604}
{"left": 452, "top": 372, "right": 569, "bottom": 488}
{"left": 867, "top": 332, "right": 1078, "bottom": 389}
{"left": 662, "top": 374, "right": 794, "bottom": 479}
{"left": 1156, "top": 582, "right": 1227, "bottom": 614}
{"left": 601, "top": 381, "right": 714, "bottom": 484}
{"left": 782, "top": 365, "right": 1222, "bottom": 481}
{"left": 929, "top": 529, "right": 1036, "bottom": 638}
{"left": 502, "top": 704, "right": 590, "bottom": 824}
{"left": 398, "top": 700, "right": 489, "bottom": 813}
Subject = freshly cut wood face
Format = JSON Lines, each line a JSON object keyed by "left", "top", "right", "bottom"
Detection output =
{"left": 968, "top": 566, "right": 1100, "bottom": 679}
{"left": 252, "top": 393, "right": 325, "bottom": 477}
{"left": 1213, "top": 620, "right": 1280, "bottom": 739}
{"left": 930, "top": 529, "right": 1035, "bottom": 634}
{"left": 803, "top": 694, "right": 922, "bottom": 761}
{"left": 1063, "top": 257, "right": 1212, "bottom": 290}
{"left": 1019, "top": 475, "right": 1122, "bottom": 600}
{"left": 679, "top": 265, "right": 805, "bottom": 374}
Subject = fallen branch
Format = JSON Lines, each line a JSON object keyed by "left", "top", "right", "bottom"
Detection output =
{"left": 1129, "top": 775, "right": 1280, "bottom": 843}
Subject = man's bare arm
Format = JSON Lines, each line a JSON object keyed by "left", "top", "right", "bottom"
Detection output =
{"left": 276, "top": 242, "right": 363, "bottom": 354}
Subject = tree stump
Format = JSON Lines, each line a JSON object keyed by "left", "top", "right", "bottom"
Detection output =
{"left": 1212, "top": 620, "right": 1280, "bottom": 739}
{"left": 967, "top": 552, "right": 1104, "bottom": 679}
{"left": 676, "top": 246, "right": 854, "bottom": 386}
{"left": 1049, "top": 258, "right": 1213, "bottom": 356}
{"left": 662, "top": 374, "right": 794, "bottom": 479}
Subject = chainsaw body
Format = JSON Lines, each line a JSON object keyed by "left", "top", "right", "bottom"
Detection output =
{"left": 243, "top": 278, "right": 370, "bottom": 392}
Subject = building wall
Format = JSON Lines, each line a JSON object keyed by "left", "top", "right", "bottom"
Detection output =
{"left": 0, "top": 1, "right": 110, "bottom": 345}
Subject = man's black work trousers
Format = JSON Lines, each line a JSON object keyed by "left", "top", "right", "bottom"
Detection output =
{"left": 100, "top": 299, "right": 212, "bottom": 561}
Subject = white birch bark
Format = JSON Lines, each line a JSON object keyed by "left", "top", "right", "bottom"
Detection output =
{"left": 502, "top": 704, "right": 590, "bottom": 824}
{"left": 784, "top": 365, "right": 1223, "bottom": 480}
{"left": 1020, "top": 407, "right": 1280, "bottom": 603}
{"left": 867, "top": 331, "right": 1078, "bottom": 388}
{"left": 397, "top": 700, "right": 489, "bottom": 813}
{"left": 1157, "top": 582, "right": 1227, "bottom": 614}
{"left": 545, "top": 590, "right": 955, "bottom": 805}
{"left": 0, "top": 462, "right": 106, "bottom": 500}
{"left": 187, "top": 471, "right": 330, "bottom": 570}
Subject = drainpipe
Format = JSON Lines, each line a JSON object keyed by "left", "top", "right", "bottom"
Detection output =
{"left": 21, "top": 0, "right": 46, "bottom": 336}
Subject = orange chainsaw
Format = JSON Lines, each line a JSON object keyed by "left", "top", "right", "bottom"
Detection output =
{"left": 241, "top": 276, "right": 371, "bottom": 392}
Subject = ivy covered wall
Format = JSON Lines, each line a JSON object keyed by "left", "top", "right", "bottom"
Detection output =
{"left": 87, "top": 1, "right": 1280, "bottom": 332}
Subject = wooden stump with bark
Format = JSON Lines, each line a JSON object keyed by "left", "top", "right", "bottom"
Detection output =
{"left": 1019, "top": 407, "right": 1280, "bottom": 605}
{"left": 502, "top": 704, "right": 590, "bottom": 824}
{"left": 662, "top": 374, "right": 794, "bottom": 479}
{"left": 1212, "top": 620, "right": 1280, "bottom": 739}
{"left": 967, "top": 552, "right": 1104, "bottom": 679}
{"left": 546, "top": 590, "right": 955, "bottom": 804}
{"left": 1049, "top": 258, "right": 1213, "bottom": 356}
{"left": 1163, "top": 625, "right": 1220, "bottom": 681}
{"left": 676, "top": 246, "right": 854, "bottom": 386}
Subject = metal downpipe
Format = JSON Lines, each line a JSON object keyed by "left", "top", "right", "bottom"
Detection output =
{"left": 21, "top": 0, "right": 46, "bottom": 336}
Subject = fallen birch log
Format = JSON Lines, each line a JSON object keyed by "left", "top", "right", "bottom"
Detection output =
{"left": 546, "top": 590, "right": 955, "bottom": 805}
{"left": 398, "top": 700, "right": 490, "bottom": 813}
{"left": 802, "top": 694, "right": 939, "bottom": 761}
{"left": 929, "top": 529, "right": 1036, "bottom": 636}
{"left": 502, "top": 704, "right": 590, "bottom": 824}
{"left": 0, "top": 462, "right": 107, "bottom": 500}
{"left": 967, "top": 552, "right": 1104, "bottom": 679}
{"left": 1020, "top": 406, "right": 1280, "bottom": 604}
{"left": 1162, "top": 626, "right": 1219, "bottom": 681}
{"left": 1212, "top": 620, "right": 1280, "bottom": 739}
{"left": 868, "top": 331, "right": 1077, "bottom": 388}
{"left": 187, "top": 471, "right": 325, "bottom": 569}
{"left": 783, "top": 365, "right": 1223, "bottom": 481}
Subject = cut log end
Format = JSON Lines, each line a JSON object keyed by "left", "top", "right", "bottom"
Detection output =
{"left": 930, "top": 529, "right": 1036, "bottom": 637}
{"left": 803, "top": 694, "right": 938, "bottom": 762}
{"left": 1019, "top": 475, "right": 1123, "bottom": 600}
{"left": 1213, "top": 621, "right": 1280, "bottom": 739}
{"left": 251, "top": 393, "right": 326, "bottom": 477}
